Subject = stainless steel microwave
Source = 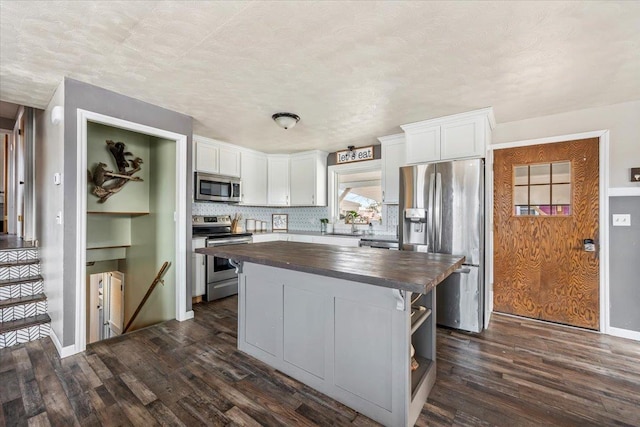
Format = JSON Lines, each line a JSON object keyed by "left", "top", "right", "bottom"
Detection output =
{"left": 194, "top": 172, "right": 241, "bottom": 203}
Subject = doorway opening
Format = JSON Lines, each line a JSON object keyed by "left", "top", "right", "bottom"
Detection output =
{"left": 87, "top": 271, "right": 124, "bottom": 344}
{"left": 76, "top": 109, "right": 190, "bottom": 354}
{"left": 491, "top": 136, "right": 605, "bottom": 330}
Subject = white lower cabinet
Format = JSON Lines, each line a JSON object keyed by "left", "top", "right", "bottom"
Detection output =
{"left": 312, "top": 235, "right": 360, "bottom": 247}
{"left": 288, "top": 234, "right": 313, "bottom": 243}
{"left": 252, "top": 233, "right": 361, "bottom": 247}
{"left": 192, "top": 237, "right": 206, "bottom": 298}
{"left": 252, "top": 233, "right": 283, "bottom": 243}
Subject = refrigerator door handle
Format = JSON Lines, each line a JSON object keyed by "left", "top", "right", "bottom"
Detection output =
{"left": 435, "top": 172, "right": 443, "bottom": 252}
{"left": 428, "top": 173, "right": 435, "bottom": 250}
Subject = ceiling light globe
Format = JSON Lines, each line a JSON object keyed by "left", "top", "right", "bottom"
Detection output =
{"left": 272, "top": 113, "right": 300, "bottom": 130}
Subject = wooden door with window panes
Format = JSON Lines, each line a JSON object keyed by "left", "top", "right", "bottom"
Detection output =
{"left": 493, "top": 138, "right": 599, "bottom": 329}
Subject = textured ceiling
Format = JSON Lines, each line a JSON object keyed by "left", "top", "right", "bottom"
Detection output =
{"left": 1, "top": 1, "right": 639, "bottom": 153}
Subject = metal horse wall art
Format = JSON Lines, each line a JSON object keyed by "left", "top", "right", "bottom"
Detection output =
{"left": 88, "top": 140, "right": 144, "bottom": 203}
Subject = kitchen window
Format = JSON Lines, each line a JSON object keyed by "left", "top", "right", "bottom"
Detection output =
{"left": 327, "top": 160, "right": 383, "bottom": 225}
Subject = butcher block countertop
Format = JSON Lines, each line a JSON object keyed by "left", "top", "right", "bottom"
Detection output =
{"left": 196, "top": 241, "right": 464, "bottom": 294}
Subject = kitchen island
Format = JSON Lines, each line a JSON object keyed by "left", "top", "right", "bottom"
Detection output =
{"left": 196, "top": 241, "right": 464, "bottom": 427}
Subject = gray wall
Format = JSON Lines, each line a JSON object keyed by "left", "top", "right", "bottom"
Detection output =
{"left": 0, "top": 117, "right": 15, "bottom": 131}
{"left": 62, "top": 78, "right": 193, "bottom": 347}
{"left": 35, "top": 80, "right": 65, "bottom": 343}
{"left": 609, "top": 196, "right": 640, "bottom": 333}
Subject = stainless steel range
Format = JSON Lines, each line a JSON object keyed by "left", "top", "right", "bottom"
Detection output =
{"left": 193, "top": 215, "right": 252, "bottom": 301}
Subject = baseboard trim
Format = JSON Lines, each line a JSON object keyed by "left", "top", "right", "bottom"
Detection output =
{"left": 179, "top": 310, "right": 195, "bottom": 321}
{"left": 49, "top": 329, "right": 78, "bottom": 358}
{"left": 608, "top": 326, "right": 640, "bottom": 341}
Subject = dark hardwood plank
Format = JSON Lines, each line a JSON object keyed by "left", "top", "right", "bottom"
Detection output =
{"left": 223, "top": 406, "right": 261, "bottom": 427}
{"left": 2, "top": 398, "right": 26, "bottom": 426}
{"left": 26, "top": 411, "right": 51, "bottom": 427}
{"left": 2, "top": 298, "right": 640, "bottom": 427}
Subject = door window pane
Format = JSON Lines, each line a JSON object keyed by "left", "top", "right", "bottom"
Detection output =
{"left": 514, "top": 166, "right": 529, "bottom": 185}
{"left": 530, "top": 185, "right": 550, "bottom": 205}
{"left": 513, "top": 162, "right": 571, "bottom": 216}
{"left": 530, "top": 164, "right": 550, "bottom": 184}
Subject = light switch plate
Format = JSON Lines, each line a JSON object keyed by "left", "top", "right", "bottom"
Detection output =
{"left": 612, "top": 214, "right": 631, "bottom": 226}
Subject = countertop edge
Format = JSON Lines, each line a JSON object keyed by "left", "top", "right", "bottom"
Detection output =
{"left": 196, "top": 245, "right": 464, "bottom": 294}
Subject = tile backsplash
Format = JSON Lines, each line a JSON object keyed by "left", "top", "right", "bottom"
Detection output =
{"left": 193, "top": 203, "right": 399, "bottom": 235}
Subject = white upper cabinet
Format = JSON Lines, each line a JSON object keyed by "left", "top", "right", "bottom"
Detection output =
{"left": 440, "top": 117, "right": 485, "bottom": 160}
{"left": 240, "top": 150, "right": 268, "bottom": 205}
{"left": 268, "top": 155, "right": 290, "bottom": 206}
{"left": 378, "top": 134, "right": 405, "bottom": 205}
{"left": 218, "top": 145, "right": 241, "bottom": 177}
{"left": 195, "top": 138, "right": 219, "bottom": 174}
{"left": 193, "top": 135, "right": 241, "bottom": 177}
{"left": 290, "top": 151, "right": 328, "bottom": 206}
{"left": 401, "top": 107, "right": 495, "bottom": 164}
{"left": 404, "top": 124, "right": 440, "bottom": 164}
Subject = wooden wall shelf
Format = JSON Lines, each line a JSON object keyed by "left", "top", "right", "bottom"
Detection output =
{"left": 87, "top": 211, "right": 149, "bottom": 216}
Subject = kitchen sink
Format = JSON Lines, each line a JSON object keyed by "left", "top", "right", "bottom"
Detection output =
{"left": 326, "top": 232, "right": 364, "bottom": 237}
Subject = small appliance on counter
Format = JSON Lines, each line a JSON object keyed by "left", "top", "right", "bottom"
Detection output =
{"left": 193, "top": 215, "right": 252, "bottom": 301}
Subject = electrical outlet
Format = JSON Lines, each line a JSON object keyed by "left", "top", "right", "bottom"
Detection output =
{"left": 612, "top": 214, "right": 631, "bottom": 226}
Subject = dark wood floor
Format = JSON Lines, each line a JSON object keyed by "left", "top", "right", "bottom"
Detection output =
{"left": 1, "top": 296, "right": 639, "bottom": 427}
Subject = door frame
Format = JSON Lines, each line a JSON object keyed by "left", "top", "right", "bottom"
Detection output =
{"left": 487, "top": 130, "right": 609, "bottom": 333}
{"left": 75, "top": 109, "right": 191, "bottom": 354}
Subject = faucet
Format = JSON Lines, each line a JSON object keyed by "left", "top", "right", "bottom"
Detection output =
{"left": 346, "top": 212, "right": 357, "bottom": 234}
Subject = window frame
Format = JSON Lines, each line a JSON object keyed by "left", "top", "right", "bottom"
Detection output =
{"left": 327, "top": 159, "right": 382, "bottom": 224}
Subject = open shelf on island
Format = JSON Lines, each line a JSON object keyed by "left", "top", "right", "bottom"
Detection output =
{"left": 411, "top": 355, "right": 433, "bottom": 399}
{"left": 410, "top": 306, "right": 432, "bottom": 334}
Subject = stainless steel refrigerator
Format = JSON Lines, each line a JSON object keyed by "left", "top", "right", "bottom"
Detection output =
{"left": 399, "top": 159, "right": 484, "bottom": 333}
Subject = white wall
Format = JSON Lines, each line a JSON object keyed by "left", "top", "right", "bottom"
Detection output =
{"left": 34, "top": 80, "right": 65, "bottom": 346}
{"left": 493, "top": 100, "right": 640, "bottom": 188}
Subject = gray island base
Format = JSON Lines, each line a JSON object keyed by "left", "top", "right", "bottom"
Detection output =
{"left": 196, "top": 242, "right": 464, "bottom": 426}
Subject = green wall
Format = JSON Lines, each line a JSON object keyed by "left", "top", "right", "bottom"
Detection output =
{"left": 120, "top": 137, "right": 176, "bottom": 330}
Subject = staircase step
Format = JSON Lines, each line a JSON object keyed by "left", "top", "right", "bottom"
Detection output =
{"left": 0, "top": 261, "right": 41, "bottom": 282}
{"left": 0, "top": 314, "right": 51, "bottom": 348}
{"left": 0, "top": 258, "right": 40, "bottom": 268}
{"left": 0, "top": 274, "right": 44, "bottom": 288}
{"left": 0, "top": 313, "right": 51, "bottom": 334}
{"left": 0, "top": 294, "right": 47, "bottom": 322}
{"left": 0, "top": 293, "right": 46, "bottom": 309}
{"left": 0, "top": 276, "right": 44, "bottom": 301}
{"left": 0, "top": 248, "right": 38, "bottom": 262}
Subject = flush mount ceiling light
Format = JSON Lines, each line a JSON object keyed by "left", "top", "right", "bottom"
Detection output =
{"left": 272, "top": 112, "right": 300, "bottom": 130}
